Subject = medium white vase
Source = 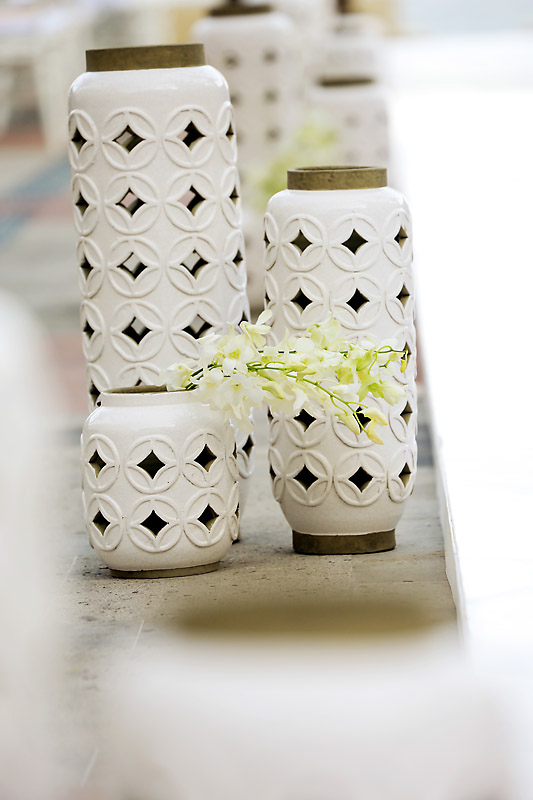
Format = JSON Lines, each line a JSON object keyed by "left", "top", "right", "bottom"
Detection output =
{"left": 81, "top": 386, "right": 239, "bottom": 577}
{"left": 265, "top": 166, "right": 417, "bottom": 554}
{"left": 308, "top": 78, "right": 389, "bottom": 168}
{"left": 68, "top": 44, "right": 249, "bottom": 408}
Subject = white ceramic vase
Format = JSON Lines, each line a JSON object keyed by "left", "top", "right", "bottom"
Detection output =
{"left": 68, "top": 44, "right": 249, "bottom": 408}
{"left": 81, "top": 386, "right": 239, "bottom": 577}
{"left": 314, "top": 11, "right": 384, "bottom": 84}
{"left": 308, "top": 78, "right": 389, "bottom": 168}
{"left": 193, "top": 5, "right": 301, "bottom": 175}
{"left": 193, "top": 5, "right": 303, "bottom": 310}
{"left": 264, "top": 167, "right": 417, "bottom": 554}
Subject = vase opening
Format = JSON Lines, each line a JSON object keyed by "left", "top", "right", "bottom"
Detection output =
{"left": 287, "top": 166, "right": 387, "bottom": 191}
{"left": 100, "top": 385, "right": 198, "bottom": 407}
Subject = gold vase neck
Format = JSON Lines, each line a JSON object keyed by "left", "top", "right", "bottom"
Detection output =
{"left": 85, "top": 44, "right": 205, "bottom": 72}
{"left": 287, "top": 166, "right": 387, "bottom": 191}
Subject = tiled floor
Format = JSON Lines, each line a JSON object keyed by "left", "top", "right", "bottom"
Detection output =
{"left": 0, "top": 134, "right": 456, "bottom": 793}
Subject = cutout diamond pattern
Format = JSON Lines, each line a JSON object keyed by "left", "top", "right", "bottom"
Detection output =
{"left": 264, "top": 50, "right": 278, "bottom": 62}
{"left": 182, "top": 250, "right": 207, "bottom": 278}
{"left": 400, "top": 401, "right": 412, "bottom": 425}
{"left": 229, "top": 186, "right": 239, "bottom": 205}
{"left": 294, "top": 465, "right": 317, "bottom": 490}
{"left": 341, "top": 228, "right": 367, "bottom": 254}
{"left": 198, "top": 504, "right": 218, "bottom": 530}
{"left": 141, "top": 510, "right": 166, "bottom": 537}
{"left": 264, "top": 230, "right": 270, "bottom": 246}
{"left": 396, "top": 284, "right": 410, "bottom": 307}
{"left": 355, "top": 408, "right": 372, "bottom": 429}
{"left": 399, "top": 463, "right": 411, "bottom": 487}
{"left": 137, "top": 451, "right": 165, "bottom": 479}
{"left": 181, "top": 121, "right": 203, "bottom": 149}
{"left": 122, "top": 317, "right": 150, "bottom": 345}
{"left": 89, "top": 382, "right": 100, "bottom": 405}
{"left": 93, "top": 510, "right": 109, "bottom": 535}
{"left": 269, "top": 465, "right": 276, "bottom": 480}
{"left": 224, "top": 53, "right": 239, "bottom": 68}
{"left": 291, "top": 289, "right": 312, "bottom": 312}
{"left": 242, "top": 435, "right": 253, "bottom": 458}
{"left": 226, "top": 122, "right": 234, "bottom": 140}
{"left": 88, "top": 449, "right": 106, "bottom": 478}
{"left": 394, "top": 225, "right": 408, "bottom": 248}
{"left": 114, "top": 125, "right": 144, "bottom": 152}
{"left": 183, "top": 315, "right": 212, "bottom": 338}
{"left": 118, "top": 253, "right": 149, "bottom": 280}
{"left": 349, "top": 467, "right": 373, "bottom": 491}
{"left": 83, "top": 320, "right": 95, "bottom": 340}
{"left": 195, "top": 444, "right": 216, "bottom": 471}
{"left": 118, "top": 189, "right": 145, "bottom": 216}
{"left": 347, "top": 288, "right": 369, "bottom": 314}
{"left": 234, "top": 249, "right": 243, "bottom": 269}
{"left": 71, "top": 127, "right": 87, "bottom": 153}
{"left": 75, "top": 192, "right": 89, "bottom": 216}
{"left": 264, "top": 89, "right": 278, "bottom": 102}
{"left": 266, "top": 128, "right": 280, "bottom": 140}
{"left": 178, "top": 186, "right": 205, "bottom": 214}
{"left": 80, "top": 256, "right": 93, "bottom": 280}
{"left": 291, "top": 230, "right": 312, "bottom": 254}
{"left": 294, "top": 409, "right": 315, "bottom": 430}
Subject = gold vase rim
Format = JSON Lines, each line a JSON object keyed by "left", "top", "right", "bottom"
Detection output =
{"left": 85, "top": 44, "right": 206, "bottom": 72}
{"left": 209, "top": 3, "right": 273, "bottom": 16}
{"left": 317, "top": 76, "right": 375, "bottom": 87}
{"left": 287, "top": 166, "right": 387, "bottom": 191}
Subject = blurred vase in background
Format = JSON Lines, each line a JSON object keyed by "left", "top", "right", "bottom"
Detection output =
{"left": 193, "top": 2, "right": 303, "bottom": 310}
{"left": 0, "top": 293, "right": 65, "bottom": 798}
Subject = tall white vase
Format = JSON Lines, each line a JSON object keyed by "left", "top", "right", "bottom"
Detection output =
{"left": 193, "top": 6, "right": 303, "bottom": 310}
{"left": 68, "top": 44, "right": 249, "bottom": 408}
{"left": 81, "top": 387, "right": 238, "bottom": 577}
{"left": 265, "top": 166, "right": 416, "bottom": 554}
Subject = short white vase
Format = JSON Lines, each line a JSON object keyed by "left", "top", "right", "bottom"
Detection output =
{"left": 264, "top": 166, "right": 417, "bottom": 554}
{"left": 68, "top": 44, "right": 249, "bottom": 408}
{"left": 81, "top": 386, "right": 239, "bottom": 577}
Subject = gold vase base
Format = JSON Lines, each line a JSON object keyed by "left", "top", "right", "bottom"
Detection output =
{"left": 109, "top": 562, "right": 220, "bottom": 579}
{"left": 292, "top": 530, "right": 396, "bottom": 555}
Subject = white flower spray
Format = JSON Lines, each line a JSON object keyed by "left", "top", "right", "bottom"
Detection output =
{"left": 160, "top": 312, "right": 407, "bottom": 444}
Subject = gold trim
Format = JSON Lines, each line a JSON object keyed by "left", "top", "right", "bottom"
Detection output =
{"left": 86, "top": 44, "right": 205, "bottom": 72}
{"left": 317, "top": 77, "right": 374, "bottom": 87}
{"left": 292, "top": 529, "right": 396, "bottom": 554}
{"left": 287, "top": 166, "right": 387, "bottom": 191}
{"left": 110, "top": 562, "right": 220, "bottom": 579}
{"left": 209, "top": 3, "right": 272, "bottom": 16}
